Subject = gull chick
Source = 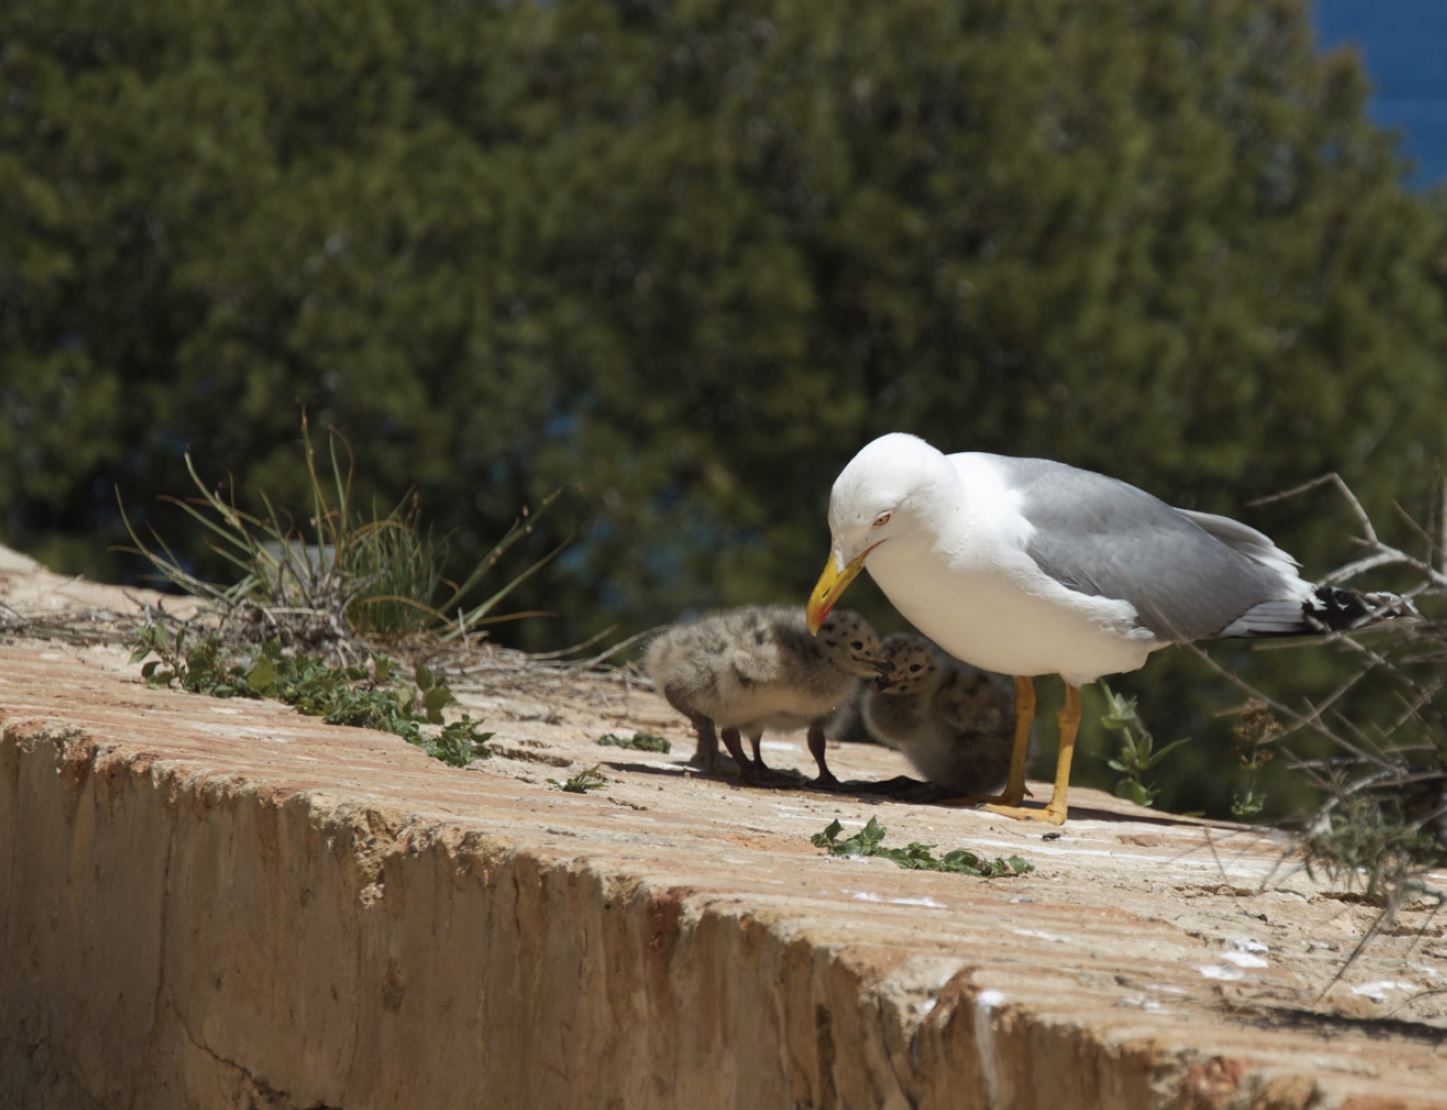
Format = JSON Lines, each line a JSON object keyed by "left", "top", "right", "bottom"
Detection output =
{"left": 863, "top": 634, "right": 1027, "bottom": 798}
{"left": 645, "top": 605, "right": 887, "bottom": 786}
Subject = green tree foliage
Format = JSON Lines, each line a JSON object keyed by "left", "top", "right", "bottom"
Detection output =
{"left": 3, "top": 0, "right": 1444, "bottom": 815}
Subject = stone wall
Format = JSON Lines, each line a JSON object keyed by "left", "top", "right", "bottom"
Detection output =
{"left": 2, "top": 560, "right": 1444, "bottom": 1108}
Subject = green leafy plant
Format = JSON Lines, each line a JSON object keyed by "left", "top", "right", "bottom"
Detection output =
{"left": 595, "top": 731, "right": 671, "bottom": 753}
{"left": 128, "top": 622, "right": 256, "bottom": 698}
{"left": 553, "top": 766, "right": 607, "bottom": 793}
{"left": 811, "top": 817, "right": 1033, "bottom": 878}
{"left": 426, "top": 717, "right": 497, "bottom": 768}
{"left": 127, "top": 619, "right": 492, "bottom": 767}
{"left": 1098, "top": 682, "right": 1191, "bottom": 808}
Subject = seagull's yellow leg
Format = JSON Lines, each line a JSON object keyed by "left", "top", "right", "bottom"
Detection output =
{"left": 984, "top": 681, "right": 1080, "bottom": 826}
{"left": 996, "top": 676, "right": 1035, "bottom": 805}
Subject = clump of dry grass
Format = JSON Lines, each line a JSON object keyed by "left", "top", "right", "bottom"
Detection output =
{"left": 115, "top": 414, "right": 572, "bottom": 662}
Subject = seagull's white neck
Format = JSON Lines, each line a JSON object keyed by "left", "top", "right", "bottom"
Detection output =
{"left": 908, "top": 463, "right": 965, "bottom": 538}
{"left": 950, "top": 454, "right": 1035, "bottom": 547}
{"left": 885, "top": 453, "right": 1031, "bottom": 564}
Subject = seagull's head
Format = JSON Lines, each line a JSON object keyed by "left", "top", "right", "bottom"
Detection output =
{"left": 806, "top": 433, "right": 950, "bottom": 633}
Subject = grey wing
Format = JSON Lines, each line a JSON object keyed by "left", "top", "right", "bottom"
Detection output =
{"left": 721, "top": 606, "right": 792, "bottom": 684}
{"left": 1175, "top": 509, "right": 1302, "bottom": 576}
{"left": 994, "top": 457, "right": 1296, "bottom": 642}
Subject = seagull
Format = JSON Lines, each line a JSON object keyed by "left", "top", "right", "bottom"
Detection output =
{"left": 862, "top": 633, "right": 1026, "bottom": 800}
{"left": 645, "top": 605, "right": 889, "bottom": 786}
{"left": 806, "top": 433, "right": 1417, "bottom": 824}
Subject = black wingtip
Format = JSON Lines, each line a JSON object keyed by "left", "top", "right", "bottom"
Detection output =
{"left": 1305, "top": 586, "right": 1418, "bottom": 631}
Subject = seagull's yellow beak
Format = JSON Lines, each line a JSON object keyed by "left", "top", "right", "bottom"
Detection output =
{"left": 806, "top": 549, "right": 867, "bottom": 633}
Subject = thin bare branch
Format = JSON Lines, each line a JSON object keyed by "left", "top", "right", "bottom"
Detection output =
{"left": 527, "top": 625, "right": 621, "bottom": 661}
{"left": 1248, "top": 472, "right": 1378, "bottom": 543}
{"left": 566, "top": 627, "right": 658, "bottom": 672}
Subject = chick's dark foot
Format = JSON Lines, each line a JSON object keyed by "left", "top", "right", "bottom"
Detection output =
{"left": 740, "top": 763, "right": 797, "bottom": 788}
{"left": 731, "top": 760, "right": 772, "bottom": 788}
{"left": 718, "top": 726, "right": 769, "bottom": 787}
{"left": 846, "top": 775, "right": 944, "bottom": 802}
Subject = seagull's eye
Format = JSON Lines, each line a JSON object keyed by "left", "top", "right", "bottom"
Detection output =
{"left": 872, "top": 511, "right": 892, "bottom": 528}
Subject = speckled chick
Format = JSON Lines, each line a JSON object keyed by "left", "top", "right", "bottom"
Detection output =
{"left": 645, "top": 605, "right": 888, "bottom": 785}
{"left": 862, "top": 633, "right": 1025, "bottom": 796}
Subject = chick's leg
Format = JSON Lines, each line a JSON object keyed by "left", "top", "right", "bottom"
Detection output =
{"left": 984, "top": 681, "right": 1079, "bottom": 826}
{"left": 719, "top": 726, "right": 762, "bottom": 784}
{"left": 748, "top": 730, "right": 768, "bottom": 771}
{"left": 806, "top": 723, "right": 841, "bottom": 790}
{"left": 662, "top": 684, "right": 719, "bottom": 772}
{"left": 691, "top": 715, "right": 718, "bottom": 772}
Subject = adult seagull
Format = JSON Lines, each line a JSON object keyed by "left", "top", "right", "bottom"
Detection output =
{"left": 805, "top": 433, "right": 1415, "bottom": 825}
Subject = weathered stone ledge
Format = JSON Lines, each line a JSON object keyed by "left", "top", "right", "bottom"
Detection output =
{"left": 2, "top": 564, "right": 1445, "bottom": 1108}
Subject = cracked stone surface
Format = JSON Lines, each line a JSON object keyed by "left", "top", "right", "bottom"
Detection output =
{"left": 1, "top": 547, "right": 1445, "bottom": 1109}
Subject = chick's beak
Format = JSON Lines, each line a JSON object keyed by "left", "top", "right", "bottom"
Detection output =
{"left": 806, "top": 548, "right": 867, "bottom": 634}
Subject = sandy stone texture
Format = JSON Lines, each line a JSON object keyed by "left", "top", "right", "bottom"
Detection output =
{"left": 1, "top": 549, "right": 1444, "bottom": 1108}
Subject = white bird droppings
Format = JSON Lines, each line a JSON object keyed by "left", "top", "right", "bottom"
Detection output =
{"left": 1010, "top": 928, "right": 1069, "bottom": 943}
{"left": 1197, "top": 964, "right": 1245, "bottom": 982}
{"left": 850, "top": 891, "right": 945, "bottom": 908}
{"left": 1222, "top": 951, "right": 1269, "bottom": 969}
{"left": 1350, "top": 980, "right": 1415, "bottom": 1002}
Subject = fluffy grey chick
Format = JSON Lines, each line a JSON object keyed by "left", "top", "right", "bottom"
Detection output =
{"left": 645, "top": 605, "right": 888, "bottom": 786}
{"left": 862, "top": 633, "right": 1025, "bottom": 798}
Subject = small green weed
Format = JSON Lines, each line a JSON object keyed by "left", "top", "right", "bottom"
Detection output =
{"left": 127, "top": 620, "right": 492, "bottom": 767}
{"left": 1230, "top": 699, "right": 1280, "bottom": 819}
{"left": 596, "top": 731, "right": 671, "bottom": 753}
{"left": 127, "top": 621, "right": 255, "bottom": 697}
{"left": 426, "top": 718, "right": 496, "bottom": 768}
{"left": 811, "top": 817, "right": 1033, "bottom": 878}
{"left": 1098, "top": 682, "right": 1190, "bottom": 808}
{"left": 553, "top": 765, "right": 607, "bottom": 793}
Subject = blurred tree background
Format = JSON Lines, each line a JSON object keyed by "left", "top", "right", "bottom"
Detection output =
{"left": 3, "top": 0, "right": 1444, "bottom": 817}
